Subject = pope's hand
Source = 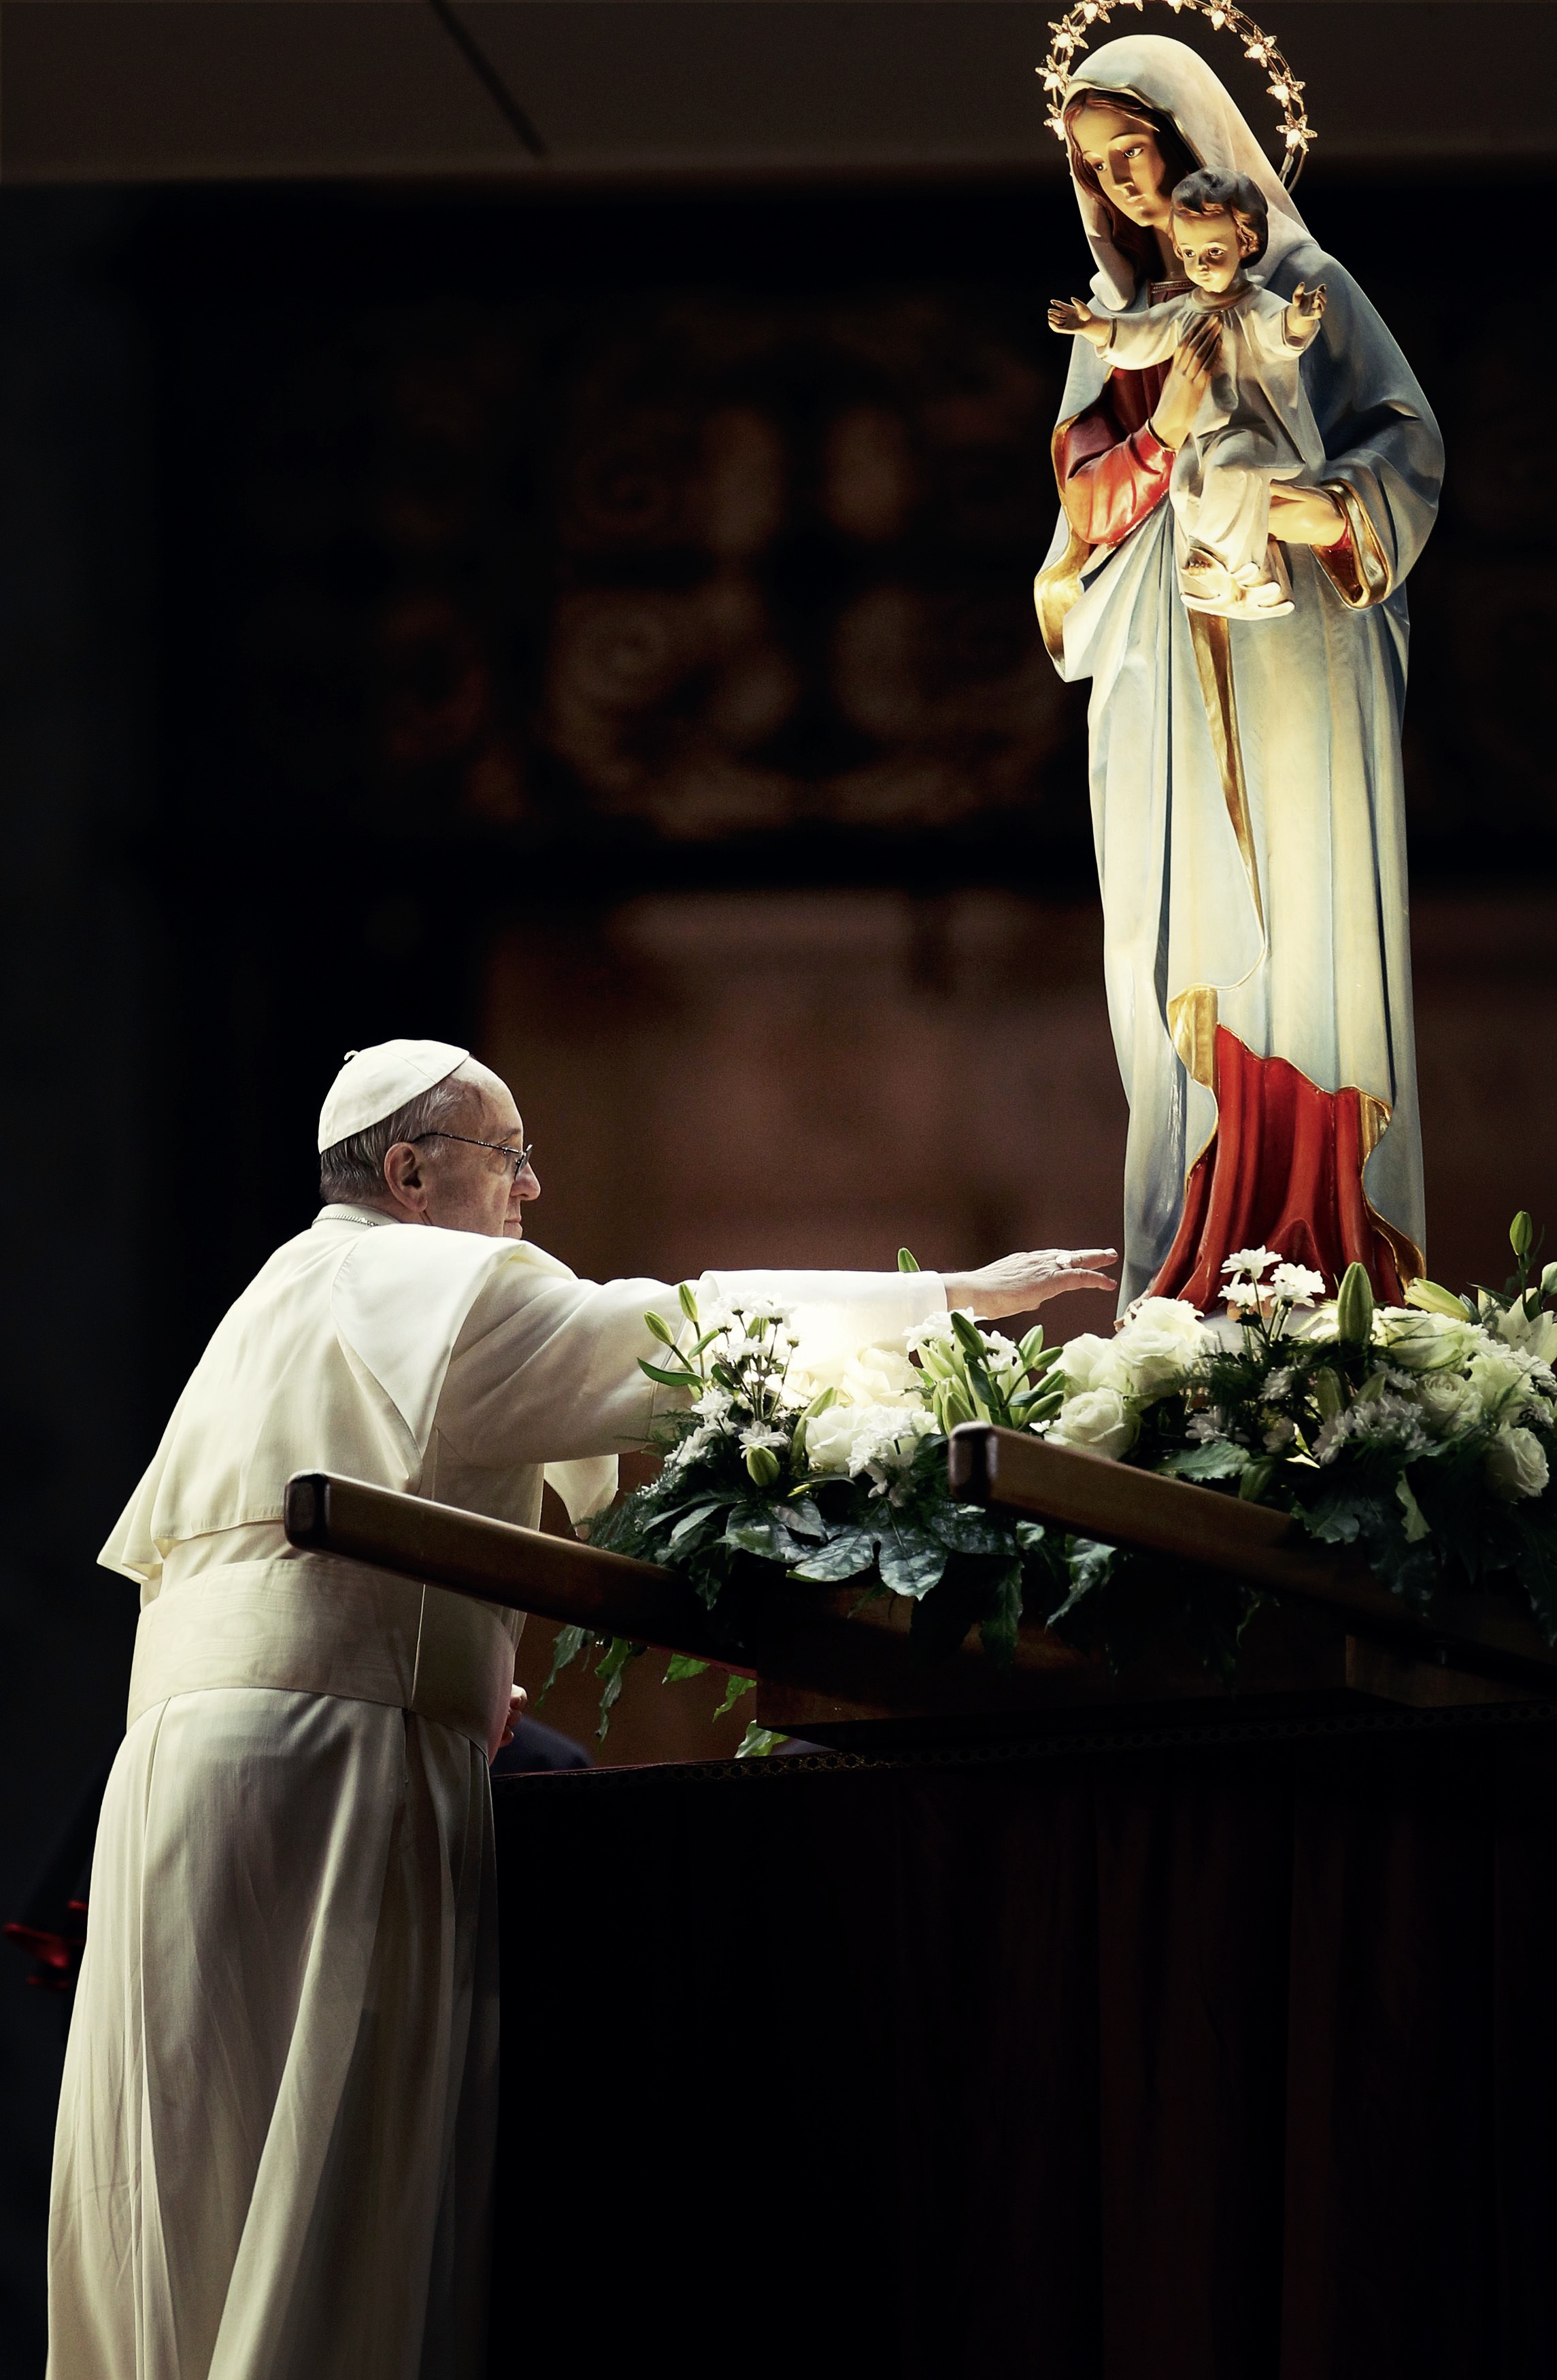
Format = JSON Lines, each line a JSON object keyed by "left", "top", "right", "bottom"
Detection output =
{"left": 498, "top": 1684, "right": 527, "bottom": 1751}
{"left": 941, "top": 1248, "right": 1117, "bottom": 1319}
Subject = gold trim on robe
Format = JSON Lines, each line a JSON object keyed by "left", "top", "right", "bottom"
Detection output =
{"left": 1313, "top": 478, "right": 1393, "bottom": 609}
{"left": 1034, "top": 413, "right": 1094, "bottom": 662}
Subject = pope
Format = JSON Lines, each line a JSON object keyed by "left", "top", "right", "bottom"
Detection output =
{"left": 46, "top": 1037, "right": 1115, "bottom": 2380}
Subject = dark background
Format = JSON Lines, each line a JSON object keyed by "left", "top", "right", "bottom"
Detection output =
{"left": 3, "top": 14, "right": 1556, "bottom": 2355}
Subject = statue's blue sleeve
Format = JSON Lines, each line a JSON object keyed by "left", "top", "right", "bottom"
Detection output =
{"left": 1271, "top": 245, "right": 1443, "bottom": 600}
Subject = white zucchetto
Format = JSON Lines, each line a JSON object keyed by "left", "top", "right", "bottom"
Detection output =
{"left": 317, "top": 1038, "right": 470, "bottom": 1153}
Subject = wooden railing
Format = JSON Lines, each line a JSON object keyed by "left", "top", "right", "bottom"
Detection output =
{"left": 284, "top": 1434, "right": 1557, "bottom": 1736}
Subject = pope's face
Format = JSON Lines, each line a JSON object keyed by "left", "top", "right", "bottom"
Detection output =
{"left": 418, "top": 1074, "right": 540, "bottom": 1238}
{"left": 1173, "top": 207, "right": 1248, "bottom": 292}
{"left": 1069, "top": 105, "right": 1174, "bottom": 232}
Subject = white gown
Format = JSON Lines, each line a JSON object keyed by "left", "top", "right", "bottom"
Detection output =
{"left": 50, "top": 1206, "right": 944, "bottom": 2378}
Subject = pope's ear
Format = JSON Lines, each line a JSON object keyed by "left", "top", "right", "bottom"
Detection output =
{"left": 381, "top": 1138, "right": 427, "bottom": 1207}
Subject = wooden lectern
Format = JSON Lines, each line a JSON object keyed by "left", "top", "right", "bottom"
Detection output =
{"left": 285, "top": 1436, "right": 1557, "bottom": 2377}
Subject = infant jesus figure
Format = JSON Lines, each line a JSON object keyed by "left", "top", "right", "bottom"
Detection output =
{"left": 1050, "top": 167, "right": 1327, "bottom": 621}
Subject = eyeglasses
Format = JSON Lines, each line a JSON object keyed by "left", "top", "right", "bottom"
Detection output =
{"left": 409, "top": 1130, "right": 535, "bottom": 1184}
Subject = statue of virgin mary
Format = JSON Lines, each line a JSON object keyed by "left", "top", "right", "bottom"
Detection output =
{"left": 1035, "top": 35, "right": 1443, "bottom": 1310}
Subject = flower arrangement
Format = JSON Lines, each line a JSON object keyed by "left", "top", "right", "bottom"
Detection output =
{"left": 546, "top": 1219, "right": 1557, "bottom": 1751}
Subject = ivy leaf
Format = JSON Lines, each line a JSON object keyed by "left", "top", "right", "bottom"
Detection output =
{"left": 724, "top": 1513, "right": 787, "bottom": 1561}
{"left": 669, "top": 1500, "right": 730, "bottom": 1549}
{"left": 737, "top": 1722, "right": 786, "bottom": 1758}
{"left": 663, "top": 1653, "right": 710, "bottom": 1684}
{"left": 1014, "top": 1519, "right": 1048, "bottom": 1554}
{"left": 782, "top": 1495, "right": 828, "bottom": 1542}
{"left": 1300, "top": 1479, "right": 1377, "bottom": 1545}
{"left": 592, "top": 1635, "right": 642, "bottom": 1741}
{"left": 1046, "top": 1535, "right": 1116, "bottom": 1626}
{"left": 875, "top": 1518, "right": 949, "bottom": 1600}
{"left": 928, "top": 1502, "right": 1014, "bottom": 1557}
{"left": 792, "top": 1527, "right": 876, "bottom": 1582}
{"left": 714, "top": 1672, "right": 758, "bottom": 1720}
{"left": 1160, "top": 1440, "right": 1249, "bottom": 1482}
{"left": 980, "top": 1562, "right": 1024, "bottom": 1666}
{"left": 539, "top": 1622, "right": 593, "bottom": 1703}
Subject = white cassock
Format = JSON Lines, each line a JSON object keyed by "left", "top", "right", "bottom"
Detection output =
{"left": 50, "top": 1203, "right": 945, "bottom": 2379}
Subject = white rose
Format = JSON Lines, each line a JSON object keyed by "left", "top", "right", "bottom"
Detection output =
{"left": 805, "top": 1400, "right": 932, "bottom": 1477}
{"left": 1060, "top": 1333, "right": 1131, "bottom": 1397}
{"left": 802, "top": 1404, "right": 872, "bottom": 1473}
{"left": 1378, "top": 1310, "right": 1479, "bottom": 1374}
{"left": 1468, "top": 1347, "right": 1542, "bottom": 1422}
{"left": 1124, "top": 1296, "right": 1207, "bottom": 1346}
{"left": 1114, "top": 1304, "right": 1213, "bottom": 1398}
{"left": 1051, "top": 1387, "right": 1138, "bottom": 1459}
{"left": 1484, "top": 1425, "right": 1550, "bottom": 1502}
{"left": 791, "top": 1340, "right": 923, "bottom": 1411}
{"left": 1413, "top": 1373, "right": 1479, "bottom": 1436}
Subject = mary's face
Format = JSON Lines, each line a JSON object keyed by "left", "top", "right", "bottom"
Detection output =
{"left": 1069, "top": 103, "right": 1175, "bottom": 231}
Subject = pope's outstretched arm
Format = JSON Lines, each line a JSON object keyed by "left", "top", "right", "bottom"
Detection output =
{"left": 438, "top": 1246, "right": 1116, "bottom": 1473}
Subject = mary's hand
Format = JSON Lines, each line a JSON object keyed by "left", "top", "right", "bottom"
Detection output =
{"left": 1148, "top": 311, "right": 1221, "bottom": 452}
{"left": 1268, "top": 485, "right": 1346, "bottom": 547}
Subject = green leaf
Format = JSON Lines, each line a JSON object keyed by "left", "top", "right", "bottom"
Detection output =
{"left": 781, "top": 1495, "right": 828, "bottom": 1540}
{"left": 1014, "top": 1518, "right": 1048, "bottom": 1553}
{"left": 668, "top": 1500, "right": 729, "bottom": 1548}
{"left": 592, "top": 1635, "right": 641, "bottom": 1741}
{"left": 736, "top": 1722, "right": 786, "bottom": 1759}
{"left": 663, "top": 1653, "right": 711, "bottom": 1683}
{"left": 1045, "top": 1535, "right": 1116, "bottom": 1627}
{"left": 714, "top": 1671, "right": 758, "bottom": 1720}
{"left": 1238, "top": 1459, "right": 1277, "bottom": 1502}
{"left": 792, "top": 1528, "right": 877, "bottom": 1582}
{"left": 1161, "top": 1440, "right": 1250, "bottom": 1482}
{"left": 539, "top": 1622, "right": 592, "bottom": 1703}
{"left": 928, "top": 1502, "right": 1013, "bottom": 1557}
{"left": 1395, "top": 1475, "right": 1432, "bottom": 1543}
{"left": 980, "top": 1561, "right": 1024, "bottom": 1665}
{"left": 875, "top": 1519, "right": 949, "bottom": 1599}
{"left": 724, "top": 1513, "right": 786, "bottom": 1561}
{"left": 637, "top": 1357, "right": 701, "bottom": 1391}
{"left": 897, "top": 1247, "right": 921, "bottom": 1273}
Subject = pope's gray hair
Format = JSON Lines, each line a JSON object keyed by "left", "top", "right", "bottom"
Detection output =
{"left": 318, "top": 1069, "right": 476, "bottom": 1205}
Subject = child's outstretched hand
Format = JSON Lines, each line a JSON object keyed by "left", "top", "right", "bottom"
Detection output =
{"left": 1286, "top": 279, "right": 1328, "bottom": 343}
{"left": 1049, "top": 296, "right": 1110, "bottom": 349}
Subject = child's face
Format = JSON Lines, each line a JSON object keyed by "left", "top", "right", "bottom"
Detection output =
{"left": 1172, "top": 208, "right": 1248, "bottom": 293}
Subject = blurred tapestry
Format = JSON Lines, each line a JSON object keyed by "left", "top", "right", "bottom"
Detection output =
{"left": 148, "top": 179, "right": 1552, "bottom": 881}
{"left": 236, "top": 282, "right": 1077, "bottom": 855}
